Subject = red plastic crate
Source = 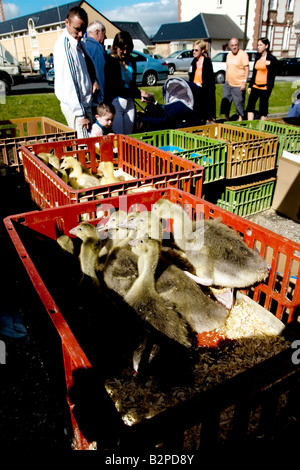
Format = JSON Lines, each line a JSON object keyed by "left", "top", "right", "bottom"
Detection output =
{"left": 4, "top": 188, "right": 300, "bottom": 450}
{"left": 21, "top": 135, "right": 204, "bottom": 208}
{"left": 0, "top": 116, "right": 76, "bottom": 172}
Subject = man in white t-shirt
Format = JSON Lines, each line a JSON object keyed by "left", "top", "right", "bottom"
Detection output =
{"left": 54, "top": 6, "right": 99, "bottom": 137}
{"left": 220, "top": 38, "right": 249, "bottom": 121}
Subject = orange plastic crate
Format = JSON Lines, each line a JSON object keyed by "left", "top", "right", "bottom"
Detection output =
{"left": 0, "top": 116, "right": 76, "bottom": 172}
{"left": 180, "top": 123, "right": 278, "bottom": 178}
{"left": 21, "top": 134, "right": 204, "bottom": 208}
{"left": 4, "top": 188, "right": 300, "bottom": 450}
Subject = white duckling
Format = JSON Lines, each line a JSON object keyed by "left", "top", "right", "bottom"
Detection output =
{"left": 61, "top": 156, "right": 100, "bottom": 189}
{"left": 69, "top": 222, "right": 103, "bottom": 286}
{"left": 97, "top": 161, "right": 126, "bottom": 185}
{"left": 118, "top": 210, "right": 162, "bottom": 242}
{"left": 38, "top": 152, "right": 68, "bottom": 183}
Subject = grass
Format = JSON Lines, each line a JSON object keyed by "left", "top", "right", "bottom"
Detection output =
{"left": 0, "top": 82, "right": 294, "bottom": 123}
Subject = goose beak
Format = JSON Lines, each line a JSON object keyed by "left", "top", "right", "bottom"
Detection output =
{"left": 129, "top": 238, "right": 139, "bottom": 247}
{"left": 69, "top": 225, "right": 78, "bottom": 236}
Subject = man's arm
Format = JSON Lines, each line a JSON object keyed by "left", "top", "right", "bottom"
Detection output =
{"left": 241, "top": 65, "right": 249, "bottom": 91}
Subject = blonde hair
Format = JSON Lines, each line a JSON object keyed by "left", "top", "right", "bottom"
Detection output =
{"left": 193, "top": 40, "right": 207, "bottom": 52}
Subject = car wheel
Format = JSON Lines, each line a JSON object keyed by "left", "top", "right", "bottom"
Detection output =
{"left": 168, "top": 64, "right": 175, "bottom": 75}
{"left": 215, "top": 72, "right": 225, "bottom": 84}
{"left": 0, "top": 76, "right": 11, "bottom": 95}
{"left": 143, "top": 71, "right": 157, "bottom": 86}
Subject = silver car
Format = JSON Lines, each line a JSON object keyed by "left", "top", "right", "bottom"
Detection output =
{"left": 165, "top": 49, "right": 193, "bottom": 75}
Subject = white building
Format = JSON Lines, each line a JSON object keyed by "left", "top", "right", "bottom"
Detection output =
{"left": 178, "top": 0, "right": 300, "bottom": 57}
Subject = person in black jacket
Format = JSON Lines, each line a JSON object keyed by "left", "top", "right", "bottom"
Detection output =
{"left": 104, "top": 31, "right": 153, "bottom": 134}
{"left": 189, "top": 40, "right": 216, "bottom": 123}
{"left": 247, "top": 37, "right": 277, "bottom": 121}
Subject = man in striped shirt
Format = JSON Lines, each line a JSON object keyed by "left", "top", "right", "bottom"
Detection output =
{"left": 54, "top": 7, "right": 99, "bottom": 137}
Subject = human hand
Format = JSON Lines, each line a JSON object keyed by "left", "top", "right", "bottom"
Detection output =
{"left": 93, "top": 82, "right": 100, "bottom": 94}
{"left": 80, "top": 117, "right": 90, "bottom": 131}
{"left": 248, "top": 87, "right": 251, "bottom": 95}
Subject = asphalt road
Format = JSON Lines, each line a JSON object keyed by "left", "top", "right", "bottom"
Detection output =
{"left": 10, "top": 72, "right": 168, "bottom": 95}
{"left": 10, "top": 71, "right": 300, "bottom": 96}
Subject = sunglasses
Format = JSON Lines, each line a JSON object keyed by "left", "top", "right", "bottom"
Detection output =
{"left": 193, "top": 49, "right": 200, "bottom": 52}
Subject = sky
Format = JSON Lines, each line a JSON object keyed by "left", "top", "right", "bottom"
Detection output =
{"left": 2, "top": 0, "right": 179, "bottom": 36}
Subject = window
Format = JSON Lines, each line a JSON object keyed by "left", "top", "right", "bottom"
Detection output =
{"left": 283, "top": 26, "right": 291, "bottom": 50}
{"left": 267, "top": 25, "right": 274, "bottom": 47}
{"left": 211, "top": 53, "right": 227, "bottom": 62}
{"left": 217, "top": 0, "right": 223, "bottom": 6}
{"left": 28, "top": 18, "right": 36, "bottom": 35}
{"left": 286, "top": 0, "right": 295, "bottom": 11}
{"left": 131, "top": 52, "right": 146, "bottom": 62}
{"left": 269, "top": 0, "right": 278, "bottom": 9}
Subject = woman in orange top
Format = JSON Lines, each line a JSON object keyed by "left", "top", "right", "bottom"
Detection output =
{"left": 247, "top": 37, "right": 277, "bottom": 120}
{"left": 189, "top": 40, "right": 216, "bottom": 123}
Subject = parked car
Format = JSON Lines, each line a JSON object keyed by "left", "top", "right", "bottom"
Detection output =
{"left": 131, "top": 50, "right": 168, "bottom": 86}
{"left": 165, "top": 49, "right": 193, "bottom": 75}
{"left": 277, "top": 57, "right": 300, "bottom": 76}
{"left": 0, "top": 43, "right": 23, "bottom": 94}
{"left": 46, "top": 67, "right": 54, "bottom": 86}
{"left": 45, "top": 51, "right": 169, "bottom": 88}
{"left": 152, "top": 54, "right": 164, "bottom": 60}
{"left": 209, "top": 50, "right": 257, "bottom": 84}
{"left": 32, "top": 57, "right": 40, "bottom": 72}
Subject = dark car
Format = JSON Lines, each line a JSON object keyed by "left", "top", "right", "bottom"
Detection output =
{"left": 277, "top": 57, "right": 300, "bottom": 76}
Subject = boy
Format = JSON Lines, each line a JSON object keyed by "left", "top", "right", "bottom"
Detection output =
{"left": 90, "top": 102, "right": 115, "bottom": 137}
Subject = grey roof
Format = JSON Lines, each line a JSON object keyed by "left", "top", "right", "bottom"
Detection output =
{"left": 0, "top": 1, "right": 81, "bottom": 34}
{"left": 112, "top": 21, "right": 152, "bottom": 45}
{"left": 202, "top": 13, "right": 245, "bottom": 40}
{"left": 152, "top": 14, "right": 208, "bottom": 43}
{"left": 152, "top": 13, "right": 245, "bottom": 43}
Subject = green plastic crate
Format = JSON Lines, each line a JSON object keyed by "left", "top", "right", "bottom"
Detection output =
{"left": 180, "top": 123, "right": 278, "bottom": 178}
{"left": 130, "top": 129, "right": 226, "bottom": 184}
{"left": 230, "top": 120, "right": 300, "bottom": 165}
{"left": 217, "top": 177, "right": 276, "bottom": 217}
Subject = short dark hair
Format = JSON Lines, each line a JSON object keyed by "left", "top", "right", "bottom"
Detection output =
{"left": 111, "top": 31, "right": 133, "bottom": 58}
{"left": 96, "top": 102, "right": 116, "bottom": 116}
{"left": 66, "top": 6, "right": 88, "bottom": 25}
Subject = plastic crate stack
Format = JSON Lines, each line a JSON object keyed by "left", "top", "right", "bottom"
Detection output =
{"left": 4, "top": 187, "right": 300, "bottom": 451}
{"left": 3, "top": 124, "right": 300, "bottom": 452}
{"left": 178, "top": 123, "right": 279, "bottom": 217}
{"left": 0, "top": 116, "right": 76, "bottom": 173}
{"left": 230, "top": 119, "right": 300, "bottom": 165}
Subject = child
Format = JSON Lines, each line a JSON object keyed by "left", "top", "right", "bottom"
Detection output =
{"left": 90, "top": 102, "right": 116, "bottom": 137}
